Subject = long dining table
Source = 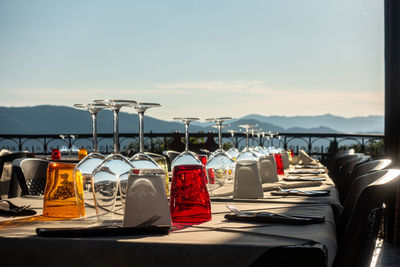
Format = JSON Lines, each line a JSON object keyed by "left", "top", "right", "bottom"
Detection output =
{"left": 0, "top": 163, "right": 339, "bottom": 267}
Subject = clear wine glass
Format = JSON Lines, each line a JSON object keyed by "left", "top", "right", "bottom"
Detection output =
{"left": 205, "top": 117, "right": 235, "bottom": 191}
{"left": 129, "top": 102, "right": 162, "bottom": 169}
{"left": 73, "top": 103, "right": 107, "bottom": 193}
{"left": 91, "top": 99, "right": 136, "bottom": 225}
{"left": 226, "top": 129, "right": 240, "bottom": 160}
{"left": 169, "top": 117, "right": 211, "bottom": 224}
{"left": 249, "top": 128, "right": 264, "bottom": 157}
{"left": 258, "top": 132, "right": 270, "bottom": 155}
{"left": 236, "top": 124, "right": 259, "bottom": 161}
{"left": 254, "top": 131, "right": 263, "bottom": 152}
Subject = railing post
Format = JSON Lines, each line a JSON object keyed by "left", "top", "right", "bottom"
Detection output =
{"left": 18, "top": 137, "right": 22, "bottom": 151}
{"left": 44, "top": 137, "right": 47, "bottom": 154}
{"left": 361, "top": 138, "right": 365, "bottom": 153}
{"left": 284, "top": 136, "right": 287, "bottom": 150}
{"left": 308, "top": 137, "right": 312, "bottom": 154}
{"left": 150, "top": 131, "right": 154, "bottom": 152}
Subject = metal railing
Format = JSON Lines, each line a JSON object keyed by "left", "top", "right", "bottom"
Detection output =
{"left": 0, "top": 132, "right": 384, "bottom": 161}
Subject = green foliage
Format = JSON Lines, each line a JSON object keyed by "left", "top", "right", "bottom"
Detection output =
{"left": 188, "top": 136, "right": 205, "bottom": 144}
{"left": 223, "top": 142, "right": 232, "bottom": 150}
{"left": 339, "top": 138, "right": 384, "bottom": 157}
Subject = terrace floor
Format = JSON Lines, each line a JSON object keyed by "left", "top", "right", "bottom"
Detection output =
{"left": 373, "top": 240, "right": 400, "bottom": 267}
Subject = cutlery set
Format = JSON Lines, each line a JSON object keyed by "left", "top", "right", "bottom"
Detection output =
{"left": 225, "top": 205, "right": 325, "bottom": 225}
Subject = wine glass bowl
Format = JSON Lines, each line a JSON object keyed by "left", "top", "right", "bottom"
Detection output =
{"left": 236, "top": 124, "right": 259, "bottom": 161}
{"left": 205, "top": 117, "right": 235, "bottom": 191}
{"left": 129, "top": 102, "right": 162, "bottom": 170}
{"left": 226, "top": 129, "right": 240, "bottom": 160}
{"left": 73, "top": 103, "right": 107, "bottom": 179}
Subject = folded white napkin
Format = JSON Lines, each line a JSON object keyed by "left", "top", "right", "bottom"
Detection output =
{"left": 298, "top": 150, "right": 318, "bottom": 165}
{"left": 233, "top": 160, "right": 263, "bottom": 199}
{"left": 258, "top": 155, "right": 279, "bottom": 183}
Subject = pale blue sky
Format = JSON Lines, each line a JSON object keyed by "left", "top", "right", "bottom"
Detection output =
{"left": 0, "top": 0, "right": 384, "bottom": 120}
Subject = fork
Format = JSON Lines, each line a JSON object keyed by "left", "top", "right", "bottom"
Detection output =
{"left": 277, "top": 187, "right": 313, "bottom": 195}
{"left": 226, "top": 205, "right": 304, "bottom": 220}
{"left": 11, "top": 205, "right": 31, "bottom": 217}
{"left": 277, "top": 187, "right": 326, "bottom": 195}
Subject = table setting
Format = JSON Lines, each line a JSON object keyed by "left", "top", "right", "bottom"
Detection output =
{"left": 0, "top": 101, "right": 339, "bottom": 267}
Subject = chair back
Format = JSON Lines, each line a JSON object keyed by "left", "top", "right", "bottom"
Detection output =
{"left": 0, "top": 152, "right": 35, "bottom": 198}
{"left": 258, "top": 155, "right": 278, "bottom": 183}
{"left": 334, "top": 169, "right": 400, "bottom": 267}
{"left": 21, "top": 158, "right": 49, "bottom": 195}
{"left": 0, "top": 152, "right": 35, "bottom": 179}
{"left": 8, "top": 158, "right": 49, "bottom": 198}
{"left": 337, "top": 169, "right": 396, "bottom": 234}
{"left": 326, "top": 151, "right": 355, "bottom": 173}
{"left": 330, "top": 154, "right": 360, "bottom": 181}
{"left": 341, "top": 159, "right": 392, "bottom": 202}
{"left": 336, "top": 155, "right": 371, "bottom": 196}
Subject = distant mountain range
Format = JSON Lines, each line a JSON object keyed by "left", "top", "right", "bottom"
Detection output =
{"left": 0, "top": 105, "right": 384, "bottom": 134}
{"left": 240, "top": 114, "right": 383, "bottom": 133}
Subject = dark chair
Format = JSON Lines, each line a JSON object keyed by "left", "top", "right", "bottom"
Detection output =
{"left": 0, "top": 152, "right": 35, "bottom": 198}
{"left": 340, "top": 159, "right": 392, "bottom": 203}
{"left": 0, "top": 152, "right": 35, "bottom": 179}
{"left": 330, "top": 154, "right": 361, "bottom": 181}
{"left": 326, "top": 150, "right": 355, "bottom": 173}
{"left": 8, "top": 158, "right": 49, "bottom": 198}
{"left": 334, "top": 169, "right": 400, "bottom": 267}
{"left": 335, "top": 155, "right": 371, "bottom": 197}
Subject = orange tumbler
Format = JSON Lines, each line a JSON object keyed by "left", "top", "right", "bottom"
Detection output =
{"left": 78, "top": 148, "right": 88, "bottom": 160}
{"left": 43, "top": 162, "right": 85, "bottom": 218}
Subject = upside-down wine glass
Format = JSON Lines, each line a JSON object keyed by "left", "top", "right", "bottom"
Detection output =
{"left": 170, "top": 117, "right": 211, "bottom": 224}
{"left": 205, "top": 117, "right": 235, "bottom": 191}
{"left": 129, "top": 102, "right": 161, "bottom": 169}
{"left": 73, "top": 103, "right": 107, "bottom": 194}
{"left": 258, "top": 132, "right": 270, "bottom": 155}
{"left": 91, "top": 100, "right": 136, "bottom": 225}
{"left": 254, "top": 131, "right": 263, "bottom": 153}
{"left": 226, "top": 129, "right": 240, "bottom": 160}
{"left": 249, "top": 128, "right": 264, "bottom": 157}
{"left": 128, "top": 102, "right": 170, "bottom": 194}
{"left": 236, "top": 124, "right": 259, "bottom": 161}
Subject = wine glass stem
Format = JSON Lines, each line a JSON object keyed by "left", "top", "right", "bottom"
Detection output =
{"left": 252, "top": 132, "right": 255, "bottom": 148}
{"left": 138, "top": 111, "right": 145, "bottom": 153}
{"left": 218, "top": 124, "right": 222, "bottom": 150}
{"left": 185, "top": 122, "right": 189, "bottom": 153}
{"left": 113, "top": 109, "right": 120, "bottom": 153}
{"left": 91, "top": 112, "right": 98, "bottom": 152}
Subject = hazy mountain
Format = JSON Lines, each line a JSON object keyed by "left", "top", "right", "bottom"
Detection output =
{"left": 239, "top": 114, "right": 383, "bottom": 133}
{"left": 0, "top": 105, "right": 377, "bottom": 135}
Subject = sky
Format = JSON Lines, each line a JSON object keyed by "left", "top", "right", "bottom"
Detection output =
{"left": 0, "top": 0, "right": 384, "bottom": 121}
